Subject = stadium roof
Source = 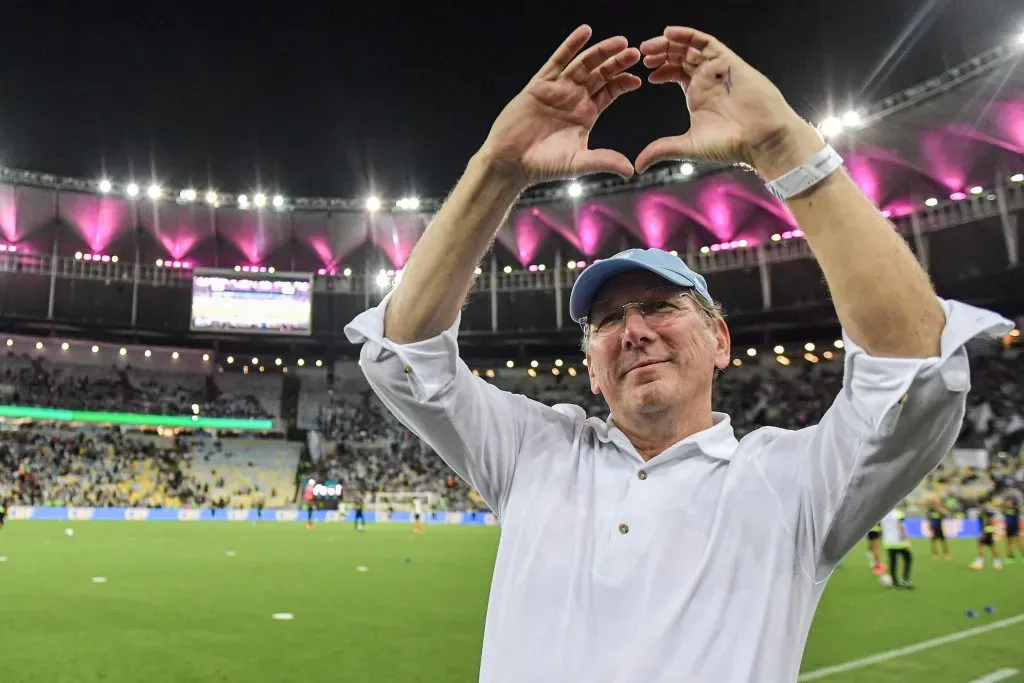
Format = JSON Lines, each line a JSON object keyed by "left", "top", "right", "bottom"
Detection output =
{"left": 1, "top": 38, "right": 1023, "bottom": 274}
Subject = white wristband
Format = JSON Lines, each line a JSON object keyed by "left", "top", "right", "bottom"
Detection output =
{"left": 764, "top": 145, "right": 844, "bottom": 201}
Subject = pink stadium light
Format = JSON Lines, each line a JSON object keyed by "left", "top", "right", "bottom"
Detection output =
{"left": 950, "top": 191, "right": 967, "bottom": 201}
{"left": 782, "top": 231, "right": 793, "bottom": 239}
{"left": 172, "top": 261, "right": 181, "bottom": 268}
{"left": 528, "top": 264, "right": 539, "bottom": 272}
{"left": 181, "top": 261, "right": 192, "bottom": 269}
{"left": 576, "top": 260, "right": 586, "bottom": 268}
{"left": 317, "top": 268, "right": 326, "bottom": 275}
{"left": 881, "top": 209, "right": 892, "bottom": 218}
{"left": 710, "top": 244, "right": 721, "bottom": 252}
{"left": 792, "top": 229, "right": 804, "bottom": 238}
{"left": 101, "top": 255, "right": 110, "bottom": 262}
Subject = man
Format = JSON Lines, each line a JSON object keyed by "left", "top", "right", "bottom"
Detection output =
{"left": 345, "top": 25, "right": 1011, "bottom": 683}
{"left": 413, "top": 498, "right": 425, "bottom": 535}
{"left": 970, "top": 502, "right": 1003, "bottom": 571}
{"left": 303, "top": 478, "right": 315, "bottom": 530}
{"left": 353, "top": 498, "right": 366, "bottom": 532}
{"left": 1002, "top": 493, "right": 1021, "bottom": 563}
{"left": 927, "top": 497, "right": 951, "bottom": 560}
{"left": 866, "top": 523, "right": 885, "bottom": 574}
{"left": 880, "top": 506, "right": 913, "bottom": 588}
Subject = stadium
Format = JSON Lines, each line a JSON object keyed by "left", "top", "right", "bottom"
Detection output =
{"left": 1, "top": 9, "right": 1023, "bottom": 683}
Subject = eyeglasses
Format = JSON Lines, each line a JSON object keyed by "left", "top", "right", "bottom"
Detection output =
{"left": 581, "top": 286, "right": 699, "bottom": 339}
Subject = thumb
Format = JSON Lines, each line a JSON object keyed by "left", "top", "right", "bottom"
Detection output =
{"left": 635, "top": 134, "right": 694, "bottom": 174}
{"left": 571, "top": 148, "right": 634, "bottom": 179}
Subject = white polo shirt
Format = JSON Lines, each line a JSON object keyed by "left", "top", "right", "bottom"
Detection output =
{"left": 344, "top": 297, "right": 1010, "bottom": 683}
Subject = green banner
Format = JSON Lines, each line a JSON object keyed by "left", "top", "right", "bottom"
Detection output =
{"left": 0, "top": 405, "right": 273, "bottom": 430}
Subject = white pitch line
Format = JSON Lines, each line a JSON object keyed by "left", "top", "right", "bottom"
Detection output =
{"left": 798, "top": 613, "right": 1024, "bottom": 681}
{"left": 968, "top": 669, "right": 1019, "bottom": 683}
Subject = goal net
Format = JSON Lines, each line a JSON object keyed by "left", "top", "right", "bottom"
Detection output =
{"left": 372, "top": 491, "right": 438, "bottom": 517}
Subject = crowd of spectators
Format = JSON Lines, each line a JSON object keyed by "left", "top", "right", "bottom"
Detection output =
{"left": 0, "top": 353, "right": 275, "bottom": 419}
{"left": 309, "top": 392, "right": 479, "bottom": 510}
{"left": 0, "top": 338, "right": 1018, "bottom": 515}
{"left": 0, "top": 428, "right": 202, "bottom": 507}
{"left": 307, "top": 340, "right": 1023, "bottom": 513}
{"left": 0, "top": 428, "right": 292, "bottom": 509}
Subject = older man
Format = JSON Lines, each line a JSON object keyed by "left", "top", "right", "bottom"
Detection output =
{"left": 345, "top": 25, "right": 1012, "bottom": 683}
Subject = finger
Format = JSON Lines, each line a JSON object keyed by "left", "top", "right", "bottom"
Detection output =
{"left": 635, "top": 134, "right": 693, "bottom": 174}
{"left": 663, "top": 26, "right": 728, "bottom": 60}
{"left": 643, "top": 53, "right": 668, "bottom": 69}
{"left": 563, "top": 36, "right": 630, "bottom": 83}
{"left": 647, "top": 64, "right": 689, "bottom": 86}
{"left": 572, "top": 148, "right": 635, "bottom": 179}
{"left": 684, "top": 47, "right": 706, "bottom": 67}
{"left": 585, "top": 47, "right": 641, "bottom": 94}
{"left": 535, "top": 25, "right": 593, "bottom": 80}
{"left": 593, "top": 72, "right": 642, "bottom": 112}
{"left": 638, "top": 35, "right": 669, "bottom": 55}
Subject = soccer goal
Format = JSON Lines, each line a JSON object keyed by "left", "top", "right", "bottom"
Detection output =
{"left": 372, "top": 491, "right": 438, "bottom": 517}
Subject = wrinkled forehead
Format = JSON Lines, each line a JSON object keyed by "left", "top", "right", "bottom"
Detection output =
{"left": 590, "top": 271, "right": 689, "bottom": 312}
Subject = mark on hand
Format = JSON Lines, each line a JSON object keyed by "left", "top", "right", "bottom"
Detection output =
{"left": 719, "top": 66, "right": 733, "bottom": 95}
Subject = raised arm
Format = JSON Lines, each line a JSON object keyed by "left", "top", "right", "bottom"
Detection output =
{"left": 634, "top": 26, "right": 943, "bottom": 358}
{"left": 633, "top": 26, "right": 1013, "bottom": 576}
{"left": 345, "top": 26, "right": 641, "bottom": 514}
{"left": 385, "top": 25, "right": 640, "bottom": 344}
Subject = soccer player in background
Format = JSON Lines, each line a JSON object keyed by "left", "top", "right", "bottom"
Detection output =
{"left": 303, "top": 479, "right": 315, "bottom": 530}
{"left": 880, "top": 506, "right": 913, "bottom": 588}
{"left": 413, "top": 498, "right": 424, "bottom": 535}
{"left": 354, "top": 498, "right": 366, "bottom": 532}
{"left": 970, "top": 503, "right": 1002, "bottom": 571}
{"left": 866, "top": 524, "right": 885, "bottom": 575}
{"left": 1000, "top": 494, "right": 1020, "bottom": 564}
{"left": 0, "top": 498, "right": 7, "bottom": 530}
{"left": 927, "top": 498, "right": 951, "bottom": 560}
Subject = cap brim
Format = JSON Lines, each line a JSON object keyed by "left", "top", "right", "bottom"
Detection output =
{"left": 569, "top": 260, "right": 697, "bottom": 322}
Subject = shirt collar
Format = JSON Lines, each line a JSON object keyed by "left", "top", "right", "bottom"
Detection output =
{"left": 591, "top": 411, "right": 739, "bottom": 462}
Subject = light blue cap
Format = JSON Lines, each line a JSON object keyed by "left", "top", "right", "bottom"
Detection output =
{"left": 569, "top": 248, "right": 712, "bottom": 323}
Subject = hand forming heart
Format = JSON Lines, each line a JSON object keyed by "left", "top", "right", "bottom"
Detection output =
{"left": 478, "top": 24, "right": 817, "bottom": 188}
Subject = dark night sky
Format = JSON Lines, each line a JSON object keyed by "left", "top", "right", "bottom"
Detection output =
{"left": 0, "top": 0, "right": 1021, "bottom": 199}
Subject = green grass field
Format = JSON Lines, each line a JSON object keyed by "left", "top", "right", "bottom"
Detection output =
{"left": 0, "top": 522, "right": 1021, "bottom": 683}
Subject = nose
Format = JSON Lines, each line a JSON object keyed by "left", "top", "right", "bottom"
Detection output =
{"left": 621, "top": 306, "right": 656, "bottom": 349}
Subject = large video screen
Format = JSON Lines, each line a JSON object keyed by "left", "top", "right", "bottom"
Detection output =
{"left": 190, "top": 269, "right": 313, "bottom": 336}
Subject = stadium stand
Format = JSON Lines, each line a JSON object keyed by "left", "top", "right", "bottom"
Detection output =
{"left": 0, "top": 428, "right": 298, "bottom": 508}
{"left": 0, "top": 37, "right": 1021, "bottom": 518}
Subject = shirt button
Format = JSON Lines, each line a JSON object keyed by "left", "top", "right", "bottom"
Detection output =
{"left": 637, "top": 470, "right": 648, "bottom": 480}
{"left": 402, "top": 365, "right": 412, "bottom": 374}
{"left": 618, "top": 523, "right": 630, "bottom": 535}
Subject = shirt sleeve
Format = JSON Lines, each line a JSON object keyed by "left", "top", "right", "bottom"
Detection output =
{"left": 343, "top": 294, "right": 541, "bottom": 516}
{"left": 753, "top": 299, "right": 1013, "bottom": 580}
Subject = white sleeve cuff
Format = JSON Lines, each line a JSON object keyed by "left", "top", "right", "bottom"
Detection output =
{"left": 840, "top": 298, "right": 1014, "bottom": 433}
{"left": 343, "top": 292, "right": 464, "bottom": 404}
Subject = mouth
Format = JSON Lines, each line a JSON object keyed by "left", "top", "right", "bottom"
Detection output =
{"left": 623, "top": 359, "right": 668, "bottom": 377}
